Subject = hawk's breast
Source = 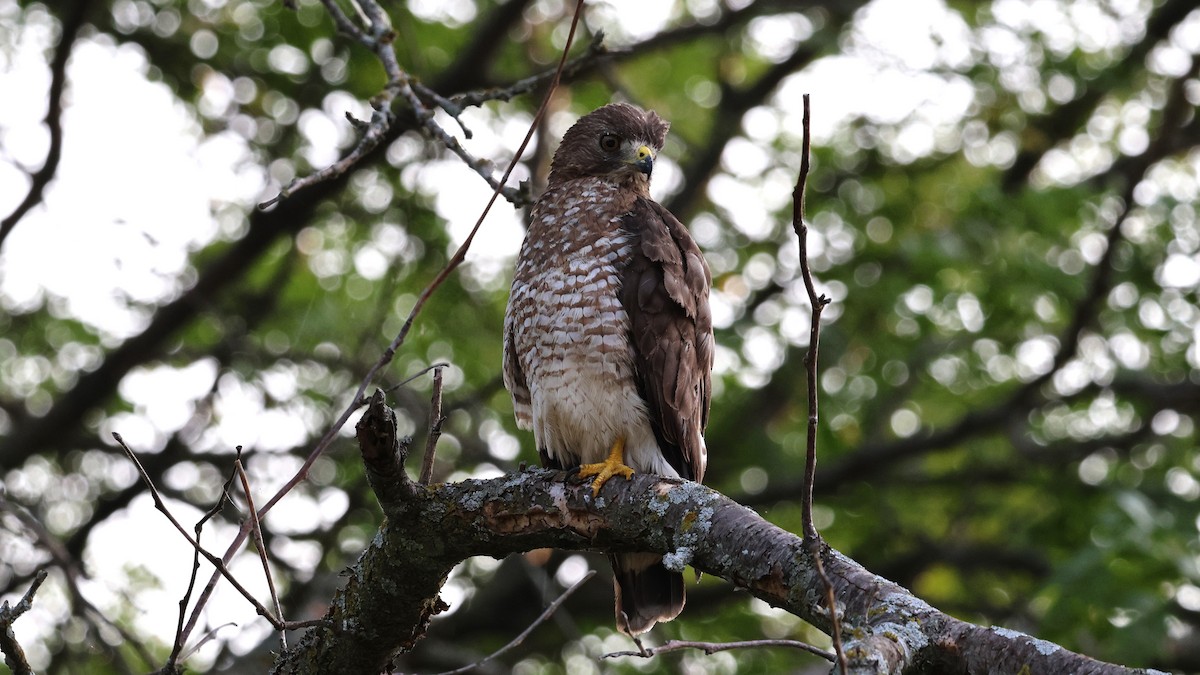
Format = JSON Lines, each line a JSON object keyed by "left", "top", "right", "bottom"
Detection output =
{"left": 505, "top": 179, "right": 673, "bottom": 475}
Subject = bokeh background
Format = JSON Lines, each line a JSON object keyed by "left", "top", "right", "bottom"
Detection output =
{"left": 1, "top": 0, "right": 1199, "bottom": 672}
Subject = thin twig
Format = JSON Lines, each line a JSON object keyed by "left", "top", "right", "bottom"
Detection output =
{"left": 431, "top": 570, "right": 597, "bottom": 675}
{"left": 179, "top": 622, "right": 238, "bottom": 662}
{"left": 812, "top": 550, "right": 846, "bottom": 674}
{"left": 178, "top": 0, "right": 589, "bottom": 649}
{"left": 383, "top": 361, "right": 450, "bottom": 394}
{"left": 603, "top": 637, "right": 835, "bottom": 661}
{"left": 789, "top": 95, "right": 845, "bottom": 674}
{"left": 167, "top": 459, "right": 238, "bottom": 670}
{"left": 261, "top": 0, "right": 534, "bottom": 209}
{"left": 413, "top": 82, "right": 473, "bottom": 138}
{"left": 447, "top": 32, "right": 608, "bottom": 109}
{"left": 419, "top": 365, "right": 446, "bottom": 484}
{"left": 259, "top": 0, "right": 402, "bottom": 210}
{"left": 318, "top": 0, "right": 367, "bottom": 42}
{"left": 113, "top": 434, "right": 323, "bottom": 636}
{"left": 0, "top": 568, "right": 48, "bottom": 675}
{"left": 417, "top": 116, "right": 526, "bottom": 203}
{"left": 791, "top": 93, "right": 829, "bottom": 542}
{"left": 234, "top": 454, "right": 287, "bottom": 650}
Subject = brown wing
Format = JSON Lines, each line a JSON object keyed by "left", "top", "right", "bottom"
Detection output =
{"left": 620, "top": 198, "right": 713, "bottom": 483}
{"left": 502, "top": 301, "right": 533, "bottom": 429}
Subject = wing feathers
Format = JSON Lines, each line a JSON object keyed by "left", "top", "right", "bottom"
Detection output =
{"left": 502, "top": 319, "right": 533, "bottom": 430}
{"left": 621, "top": 198, "right": 713, "bottom": 483}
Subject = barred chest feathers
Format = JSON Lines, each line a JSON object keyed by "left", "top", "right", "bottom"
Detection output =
{"left": 506, "top": 178, "right": 679, "bottom": 479}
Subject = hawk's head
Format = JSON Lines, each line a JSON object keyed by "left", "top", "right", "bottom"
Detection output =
{"left": 548, "top": 103, "right": 670, "bottom": 186}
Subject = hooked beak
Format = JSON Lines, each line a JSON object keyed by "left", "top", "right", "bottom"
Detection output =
{"left": 632, "top": 144, "right": 654, "bottom": 176}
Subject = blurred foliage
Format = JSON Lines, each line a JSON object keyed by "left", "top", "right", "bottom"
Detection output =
{"left": 1, "top": 0, "right": 1199, "bottom": 673}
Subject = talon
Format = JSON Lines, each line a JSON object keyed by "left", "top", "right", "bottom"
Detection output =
{"left": 577, "top": 437, "right": 635, "bottom": 495}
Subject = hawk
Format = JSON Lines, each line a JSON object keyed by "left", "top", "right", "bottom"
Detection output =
{"left": 503, "top": 102, "right": 713, "bottom": 635}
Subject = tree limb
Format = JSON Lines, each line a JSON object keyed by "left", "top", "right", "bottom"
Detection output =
{"left": 272, "top": 395, "right": 1166, "bottom": 675}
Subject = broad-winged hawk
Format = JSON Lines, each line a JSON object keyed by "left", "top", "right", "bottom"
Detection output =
{"left": 503, "top": 102, "right": 714, "bottom": 635}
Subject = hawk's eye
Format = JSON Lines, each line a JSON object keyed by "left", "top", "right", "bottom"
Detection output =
{"left": 599, "top": 133, "right": 620, "bottom": 152}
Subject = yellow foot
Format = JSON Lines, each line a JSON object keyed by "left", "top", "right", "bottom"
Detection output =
{"left": 577, "top": 437, "right": 635, "bottom": 496}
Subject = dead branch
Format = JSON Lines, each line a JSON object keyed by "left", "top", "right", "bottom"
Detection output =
{"left": 113, "top": 434, "right": 327, "bottom": 640}
{"left": 0, "top": 569, "right": 48, "bottom": 675}
{"left": 431, "top": 570, "right": 596, "bottom": 675}
{"left": 260, "top": 0, "right": 534, "bottom": 209}
{"left": 789, "top": 94, "right": 844, "bottom": 673}
{"left": 419, "top": 365, "right": 446, "bottom": 485}
{"left": 167, "top": 458, "right": 238, "bottom": 670}
{"left": 235, "top": 456, "right": 287, "bottom": 650}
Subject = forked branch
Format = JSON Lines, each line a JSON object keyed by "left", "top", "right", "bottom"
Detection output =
{"left": 0, "top": 569, "right": 48, "bottom": 675}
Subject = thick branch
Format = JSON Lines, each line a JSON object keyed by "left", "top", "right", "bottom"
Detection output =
{"left": 273, "top": 404, "right": 1163, "bottom": 675}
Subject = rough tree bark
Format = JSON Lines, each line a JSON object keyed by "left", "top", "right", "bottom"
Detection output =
{"left": 270, "top": 392, "right": 1169, "bottom": 675}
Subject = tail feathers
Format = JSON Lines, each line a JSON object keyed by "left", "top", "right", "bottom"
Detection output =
{"left": 611, "top": 553, "right": 685, "bottom": 636}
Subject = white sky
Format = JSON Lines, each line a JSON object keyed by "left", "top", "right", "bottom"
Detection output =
{"left": 1, "top": 0, "right": 1198, "bottom": 668}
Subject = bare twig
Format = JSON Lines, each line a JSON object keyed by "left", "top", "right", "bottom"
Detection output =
{"left": 259, "top": 0, "right": 400, "bottom": 210}
{"left": 234, "top": 455, "right": 287, "bottom": 650}
{"left": 167, "top": 459, "right": 238, "bottom": 670}
{"left": 0, "top": 568, "right": 48, "bottom": 675}
{"left": 113, "top": 434, "right": 325, "bottom": 637}
{"left": 178, "top": 0, "right": 589, "bottom": 649}
{"left": 789, "top": 95, "right": 845, "bottom": 674}
{"left": 260, "top": 0, "right": 534, "bottom": 209}
{"left": 419, "top": 365, "right": 446, "bottom": 484}
{"left": 417, "top": 116, "right": 527, "bottom": 204}
{"left": 383, "top": 361, "right": 450, "bottom": 395}
{"left": 431, "top": 570, "right": 597, "bottom": 675}
{"left": 179, "top": 622, "right": 238, "bottom": 662}
{"left": 413, "top": 83, "right": 469, "bottom": 128}
{"left": 812, "top": 550, "right": 845, "bottom": 674}
{"left": 791, "top": 94, "right": 829, "bottom": 542}
{"left": 603, "top": 637, "right": 834, "bottom": 662}
{"left": 447, "top": 33, "right": 608, "bottom": 110}
{"left": 318, "top": 0, "right": 367, "bottom": 42}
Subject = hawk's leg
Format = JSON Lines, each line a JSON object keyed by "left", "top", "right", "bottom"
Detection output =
{"left": 577, "top": 437, "right": 635, "bottom": 495}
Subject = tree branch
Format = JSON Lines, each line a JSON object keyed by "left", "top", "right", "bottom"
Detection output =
{"left": 0, "top": 569, "right": 48, "bottom": 675}
{"left": 791, "top": 93, "right": 846, "bottom": 673}
{"left": 272, "top": 397, "right": 1164, "bottom": 675}
{"left": 175, "top": 0, "right": 591, "bottom": 650}
{"left": 791, "top": 94, "right": 829, "bottom": 542}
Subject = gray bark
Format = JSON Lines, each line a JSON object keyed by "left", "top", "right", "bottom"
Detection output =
{"left": 270, "top": 392, "right": 1167, "bottom": 675}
